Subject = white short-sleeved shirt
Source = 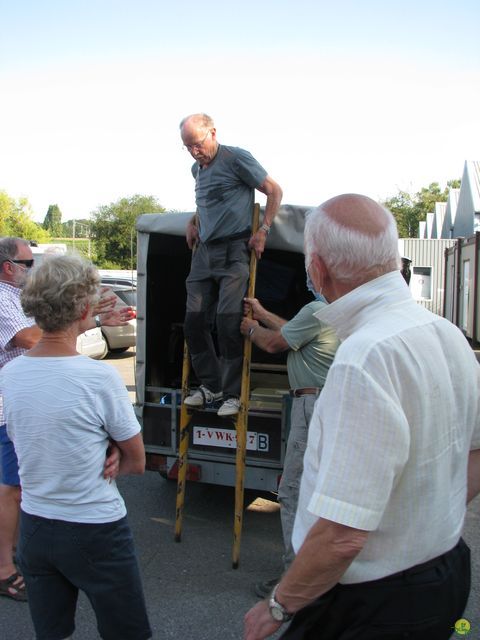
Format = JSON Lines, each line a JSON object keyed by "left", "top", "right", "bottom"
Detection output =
{"left": 0, "top": 282, "right": 35, "bottom": 424}
{"left": 292, "top": 271, "right": 480, "bottom": 583}
{"left": 0, "top": 354, "right": 141, "bottom": 523}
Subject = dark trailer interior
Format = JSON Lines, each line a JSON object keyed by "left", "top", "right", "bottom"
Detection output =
{"left": 135, "top": 206, "right": 313, "bottom": 490}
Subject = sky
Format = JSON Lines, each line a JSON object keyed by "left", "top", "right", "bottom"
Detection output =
{"left": 1, "top": 0, "right": 479, "bottom": 223}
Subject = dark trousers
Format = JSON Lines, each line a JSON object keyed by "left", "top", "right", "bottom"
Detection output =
{"left": 18, "top": 511, "right": 151, "bottom": 640}
{"left": 281, "top": 538, "right": 470, "bottom": 640}
{"left": 184, "top": 238, "right": 250, "bottom": 397}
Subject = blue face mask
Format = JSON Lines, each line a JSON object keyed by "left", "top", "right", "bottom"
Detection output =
{"left": 306, "top": 271, "right": 327, "bottom": 303}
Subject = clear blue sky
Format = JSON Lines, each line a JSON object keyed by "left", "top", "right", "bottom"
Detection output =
{"left": 1, "top": 0, "right": 479, "bottom": 221}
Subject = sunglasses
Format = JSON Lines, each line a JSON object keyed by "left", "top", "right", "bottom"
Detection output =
{"left": 9, "top": 259, "right": 34, "bottom": 268}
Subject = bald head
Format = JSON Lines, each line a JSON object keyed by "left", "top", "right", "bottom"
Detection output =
{"left": 179, "top": 113, "right": 214, "bottom": 132}
{"left": 321, "top": 194, "right": 391, "bottom": 238}
{"left": 304, "top": 193, "right": 400, "bottom": 286}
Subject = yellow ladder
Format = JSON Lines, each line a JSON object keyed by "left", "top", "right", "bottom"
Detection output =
{"left": 174, "top": 203, "right": 261, "bottom": 570}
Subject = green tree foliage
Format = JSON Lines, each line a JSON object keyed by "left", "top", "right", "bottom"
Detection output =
{"left": 383, "top": 179, "right": 461, "bottom": 238}
{"left": 383, "top": 190, "right": 418, "bottom": 238}
{"left": 50, "top": 237, "right": 94, "bottom": 262}
{"left": 0, "top": 190, "right": 50, "bottom": 242}
{"left": 90, "top": 194, "right": 165, "bottom": 268}
{"left": 61, "top": 218, "right": 91, "bottom": 238}
{"left": 43, "top": 204, "right": 63, "bottom": 236}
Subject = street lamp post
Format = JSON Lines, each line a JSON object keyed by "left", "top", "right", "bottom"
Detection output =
{"left": 71, "top": 219, "right": 91, "bottom": 257}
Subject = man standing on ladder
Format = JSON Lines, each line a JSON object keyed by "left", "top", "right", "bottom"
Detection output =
{"left": 179, "top": 113, "right": 282, "bottom": 417}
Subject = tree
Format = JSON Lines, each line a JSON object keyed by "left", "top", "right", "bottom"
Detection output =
{"left": 61, "top": 218, "right": 91, "bottom": 238}
{"left": 0, "top": 190, "right": 50, "bottom": 242}
{"left": 383, "top": 179, "right": 461, "bottom": 238}
{"left": 43, "top": 204, "right": 63, "bottom": 236}
{"left": 90, "top": 194, "right": 165, "bottom": 268}
{"left": 383, "top": 189, "right": 418, "bottom": 238}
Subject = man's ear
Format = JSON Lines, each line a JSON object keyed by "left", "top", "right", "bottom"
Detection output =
{"left": 309, "top": 253, "right": 328, "bottom": 291}
{"left": 2, "top": 260, "right": 14, "bottom": 277}
{"left": 80, "top": 303, "right": 90, "bottom": 321}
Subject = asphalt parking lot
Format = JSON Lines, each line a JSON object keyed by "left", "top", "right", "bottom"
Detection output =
{"left": 1, "top": 347, "right": 479, "bottom": 639}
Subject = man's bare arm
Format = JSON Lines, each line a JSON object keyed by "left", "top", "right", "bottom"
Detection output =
{"left": 278, "top": 518, "right": 368, "bottom": 612}
{"left": 240, "top": 318, "right": 289, "bottom": 354}
{"left": 11, "top": 325, "right": 42, "bottom": 349}
{"left": 467, "top": 449, "right": 480, "bottom": 503}
{"left": 249, "top": 176, "right": 283, "bottom": 259}
{"left": 244, "top": 518, "right": 368, "bottom": 640}
{"left": 186, "top": 213, "right": 200, "bottom": 250}
{"left": 256, "top": 176, "right": 283, "bottom": 228}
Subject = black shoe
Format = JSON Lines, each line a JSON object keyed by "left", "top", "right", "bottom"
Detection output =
{"left": 254, "top": 577, "right": 279, "bottom": 599}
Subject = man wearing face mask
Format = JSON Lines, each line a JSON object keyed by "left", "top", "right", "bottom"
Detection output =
{"left": 0, "top": 237, "right": 133, "bottom": 603}
{"left": 240, "top": 285, "right": 339, "bottom": 598}
{"left": 244, "top": 195, "right": 480, "bottom": 640}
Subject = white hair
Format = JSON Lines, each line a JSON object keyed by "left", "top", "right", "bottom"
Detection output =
{"left": 304, "top": 201, "right": 401, "bottom": 282}
{"left": 179, "top": 113, "right": 214, "bottom": 131}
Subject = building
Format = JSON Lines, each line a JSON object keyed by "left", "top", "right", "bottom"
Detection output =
{"left": 413, "top": 160, "right": 480, "bottom": 342}
{"left": 402, "top": 161, "right": 480, "bottom": 331}
{"left": 398, "top": 238, "right": 455, "bottom": 317}
{"left": 419, "top": 161, "right": 480, "bottom": 240}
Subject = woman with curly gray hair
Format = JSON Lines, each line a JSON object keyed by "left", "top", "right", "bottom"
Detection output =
{"left": 0, "top": 254, "right": 151, "bottom": 640}
{"left": 20, "top": 253, "right": 101, "bottom": 332}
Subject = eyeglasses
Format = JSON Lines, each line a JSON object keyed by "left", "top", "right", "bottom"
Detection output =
{"left": 9, "top": 259, "right": 34, "bottom": 268}
{"left": 184, "top": 129, "right": 211, "bottom": 152}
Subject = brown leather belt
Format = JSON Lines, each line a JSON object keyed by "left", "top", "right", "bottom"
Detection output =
{"left": 289, "top": 387, "right": 321, "bottom": 397}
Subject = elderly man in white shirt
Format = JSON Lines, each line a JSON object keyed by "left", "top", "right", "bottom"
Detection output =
{"left": 244, "top": 194, "right": 480, "bottom": 640}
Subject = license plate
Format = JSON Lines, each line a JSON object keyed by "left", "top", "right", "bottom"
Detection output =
{"left": 193, "top": 426, "right": 270, "bottom": 451}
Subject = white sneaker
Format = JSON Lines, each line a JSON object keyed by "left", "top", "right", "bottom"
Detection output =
{"left": 217, "top": 397, "right": 241, "bottom": 417}
{"left": 184, "top": 385, "right": 222, "bottom": 408}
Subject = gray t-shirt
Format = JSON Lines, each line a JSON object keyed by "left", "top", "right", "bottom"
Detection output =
{"left": 192, "top": 144, "right": 268, "bottom": 242}
{"left": 281, "top": 301, "right": 339, "bottom": 389}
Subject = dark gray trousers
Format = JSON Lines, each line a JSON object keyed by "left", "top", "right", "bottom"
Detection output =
{"left": 184, "top": 238, "right": 250, "bottom": 397}
{"left": 277, "top": 395, "right": 317, "bottom": 568}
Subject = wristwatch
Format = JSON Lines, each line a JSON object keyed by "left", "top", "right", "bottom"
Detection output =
{"left": 260, "top": 223, "right": 271, "bottom": 235}
{"left": 95, "top": 315, "right": 101, "bottom": 328}
{"left": 268, "top": 584, "right": 292, "bottom": 623}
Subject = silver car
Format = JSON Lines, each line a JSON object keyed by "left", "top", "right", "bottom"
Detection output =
{"left": 100, "top": 279, "right": 137, "bottom": 353}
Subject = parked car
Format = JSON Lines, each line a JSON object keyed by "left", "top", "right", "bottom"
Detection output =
{"left": 98, "top": 269, "right": 137, "bottom": 288}
{"left": 27, "top": 256, "right": 127, "bottom": 360}
{"left": 76, "top": 327, "right": 108, "bottom": 360}
{"left": 100, "top": 279, "right": 137, "bottom": 353}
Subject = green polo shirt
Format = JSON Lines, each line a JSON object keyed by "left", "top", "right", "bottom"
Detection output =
{"left": 281, "top": 301, "right": 339, "bottom": 389}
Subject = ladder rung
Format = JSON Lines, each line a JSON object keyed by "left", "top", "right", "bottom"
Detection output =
{"left": 250, "top": 363, "right": 287, "bottom": 372}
